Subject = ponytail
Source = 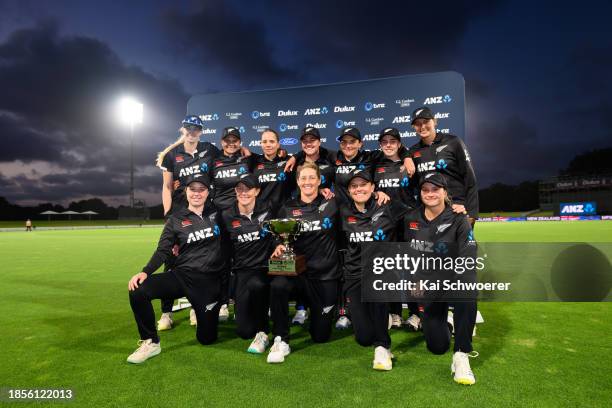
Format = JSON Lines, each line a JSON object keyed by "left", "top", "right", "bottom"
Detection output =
{"left": 444, "top": 191, "right": 453, "bottom": 207}
{"left": 156, "top": 132, "right": 185, "bottom": 168}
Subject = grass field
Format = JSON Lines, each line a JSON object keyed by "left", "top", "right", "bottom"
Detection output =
{"left": 1, "top": 222, "right": 611, "bottom": 407}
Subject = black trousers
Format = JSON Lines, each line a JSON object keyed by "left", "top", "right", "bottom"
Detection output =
{"left": 160, "top": 256, "right": 176, "bottom": 313}
{"left": 345, "top": 279, "right": 390, "bottom": 348}
{"left": 129, "top": 270, "right": 221, "bottom": 345}
{"left": 389, "top": 302, "right": 420, "bottom": 316}
{"left": 422, "top": 301, "right": 477, "bottom": 354}
{"left": 270, "top": 274, "right": 338, "bottom": 343}
{"left": 234, "top": 269, "right": 270, "bottom": 339}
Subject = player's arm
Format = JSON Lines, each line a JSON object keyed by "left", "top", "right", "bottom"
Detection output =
{"left": 162, "top": 171, "right": 174, "bottom": 216}
{"left": 456, "top": 138, "right": 479, "bottom": 220}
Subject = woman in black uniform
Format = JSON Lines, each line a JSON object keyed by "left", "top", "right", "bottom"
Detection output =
{"left": 221, "top": 174, "right": 276, "bottom": 354}
{"left": 340, "top": 169, "right": 410, "bottom": 371}
{"left": 155, "top": 115, "right": 221, "bottom": 330}
{"left": 402, "top": 173, "right": 478, "bottom": 385}
{"left": 267, "top": 162, "right": 341, "bottom": 364}
{"left": 126, "top": 174, "right": 225, "bottom": 364}
{"left": 374, "top": 127, "right": 420, "bottom": 330}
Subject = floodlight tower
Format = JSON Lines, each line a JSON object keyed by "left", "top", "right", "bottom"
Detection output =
{"left": 118, "top": 97, "right": 143, "bottom": 207}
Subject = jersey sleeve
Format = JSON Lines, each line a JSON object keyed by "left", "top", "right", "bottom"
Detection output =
{"left": 142, "top": 220, "right": 175, "bottom": 275}
{"left": 160, "top": 152, "right": 174, "bottom": 173}
{"left": 455, "top": 138, "right": 479, "bottom": 218}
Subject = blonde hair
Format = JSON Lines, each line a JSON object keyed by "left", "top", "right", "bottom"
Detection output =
{"left": 156, "top": 129, "right": 185, "bottom": 168}
{"left": 296, "top": 162, "right": 321, "bottom": 180}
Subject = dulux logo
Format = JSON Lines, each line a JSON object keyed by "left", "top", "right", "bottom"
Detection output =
{"left": 305, "top": 122, "right": 327, "bottom": 129}
{"left": 364, "top": 102, "right": 385, "bottom": 111}
{"left": 434, "top": 112, "right": 450, "bottom": 119}
{"left": 334, "top": 105, "right": 355, "bottom": 113}
{"left": 251, "top": 110, "right": 270, "bottom": 119}
{"left": 336, "top": 120, "right": 356, "bottom": 128}
{"left": 200, "top": 113, "right": 219, "bottom": 121}
{"left": 278, "top": 110, "right": 299, "bottom": 117}
{"left": 280, "top": 138, "right": 298, "bottom": 146}
{"left": 304, "top": 106, "right": 329, "bottom": 115}
{"left": 202, "top": 128, "right": 216, "bottom": 134}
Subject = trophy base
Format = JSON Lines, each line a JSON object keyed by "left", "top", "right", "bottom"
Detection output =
{"left": 268, "top": 255, "right": 306, "bottom": 276}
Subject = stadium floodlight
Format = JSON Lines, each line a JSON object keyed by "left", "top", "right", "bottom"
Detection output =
{"left": 117, "top": 97, "right": 143, "bottom": 208}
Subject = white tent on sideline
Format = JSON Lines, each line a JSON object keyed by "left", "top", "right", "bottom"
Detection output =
{"left": 40, "top": 210, "right": 60, "bottom": 221}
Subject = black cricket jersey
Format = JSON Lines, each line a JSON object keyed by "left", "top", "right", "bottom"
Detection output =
{"left": 251, "top": 153, "right": 294, "bottom": 212}
{"left": 211, "top": 153, "right": 254, "bottom": 210}
{"left": 402, "top": 206, "right": 477, "bottom": 273}
{"left": 142, "top": 207, "right": 225, "bottom": 276}
{"left": 373, "top": 158, "right": 417, "bottom": 208}
{"left": 340, "top": 198, "right": 411, "bottom": 280}
{"left": 160, "top": 141, "right": 220, "bottom": 212}
{"left": 221, "top": 201, "right": 277, "bottom": 273}
{"left": 409, "top": 133, "right": 479, "bottom": 218}
{"left": 277, "top": 195, "right": 341, "bottom": 280}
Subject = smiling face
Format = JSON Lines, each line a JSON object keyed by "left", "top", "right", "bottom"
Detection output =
{"left": 261, "top": 130, "right": 279, "bottom": 157}
{"left": 186, "top": 182, "right": 209, "bottom": 207}
{"left": 420, "top": 182, "right": 446, "bottom": 207}
{"left": 301, "top": 135, "right": 320, "bottom": 156}
{"left": 412, "top": 118, "right": 437, "bottom": 140}
{"left": 379, "top": 135, "right": 401, "bottom": 158}
{"left": 235, "top": 183, "right": 259, "bottom": 207}
{"left": 339, "top": 135, "right": 362, "bottom": 159}
{"left": 297, "top": 166, "right": 321, "bottom": 198}
{"left": 348, "top": 177, "right": 374, "bottom": 205}
{"left": 221, "top": 135, "right": 241, "bottom": 155}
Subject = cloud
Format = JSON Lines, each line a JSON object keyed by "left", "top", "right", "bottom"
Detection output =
{"left": 0, "top": 19, "right": 189, "bottom": 204}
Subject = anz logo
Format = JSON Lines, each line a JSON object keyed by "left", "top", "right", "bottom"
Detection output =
{"left": 377, "top": 178, "right": 403, "bottom": 188}
{"left": 237, "top": 231, "right": 261, "bottom": 243}
{"left": 304, "top": 106, "right": 329, "bottom": 116}
{"left": 179, "top": 165, "right": 200, "bottom": 177}
{"left": 409, "top": 239, "right": 434, "bottom": 252}
{"left": 392, "top": 115, "right": 410, "bottom": 124}
{"left": 216, "top": 167, "right": 246, "bottom": 179}
{"left": 187, "top": 227, "right": 218, "bottom": 243}
{"left": 200, "top": 113, "right": 219, "bottom": 121}
{"left": 301, "top": 220, "right": 321, "bottom": 232}
{"left": 417, "top": 161, "right": 436, "bottom": 172}
{"left": 423, "top": 94, "right": 452, "bottom": 105}
{"left": 249, "top": 140, "right": 262, "bottom": 147}
{"left": 349, "top": 229, "right": 386, "bottom": 242}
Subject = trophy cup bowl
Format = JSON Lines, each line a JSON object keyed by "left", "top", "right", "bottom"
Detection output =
{"left": 263, "top": 218, "right": 307, "bottom": 276}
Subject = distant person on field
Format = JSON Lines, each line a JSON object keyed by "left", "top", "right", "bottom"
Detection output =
{"left": 25, "top": 219, "right": 32, "bottom": 232}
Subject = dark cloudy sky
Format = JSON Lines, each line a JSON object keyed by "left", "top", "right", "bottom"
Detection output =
{"left": 0, "top": 0, "right": 610, "bottom": 206}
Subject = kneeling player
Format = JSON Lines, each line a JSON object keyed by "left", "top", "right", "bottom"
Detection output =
{"left": 221, "top": 174, "right": 276, "bottom": 354}
{"left": 126, "top": 175, "right": 225, "bottom": 363}
{"left": 267, "top": 163, "right": 341, "bottom": 363}
{"left": 403, "top": 173, "right": 478, "bottom": 385}
{"left": 340, "top": 169, "right": 410, "bottom": 371}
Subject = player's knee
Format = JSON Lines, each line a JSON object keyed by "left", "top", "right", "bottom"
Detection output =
{"left": 355, "top": 332, "right": 374, "bottom": 347}
{"left": 128, "top": 285, "right": 148, "bottom": 303}
{"left": 426, "top": 339, "right": 450, "bottom": 355}
{"left": 196, "top": 331, "right": 217, "bottom": 345}
{"left": 270, "top": 277, "right": 290, "bottom": 294}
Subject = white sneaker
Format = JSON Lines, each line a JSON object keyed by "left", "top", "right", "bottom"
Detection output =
{"left": 219, "top": 304, "right": 229, "bottom": 321}
{"left": 189, "top": 308, "right": 197, "bottom": 326}
{"left": 372, "top": 346, "right": 393, "bottom": 371}
{"left": 451, "top": 351, "right": 478, "bottom": 385}
{"left": 390, "top": 314, "right": 402, "bottom": 328}
{"left": 247, "top": 331, "right": 269, "bottom": 354}
{"left": 405, "top": 314, "right": 422, "bottom": 331}
{"left": 267, "top": 336, "right": 290, "bottom": 363}
{"left": 292, "top": 309, "right": 308, "bottom": 325}
{"left": 126, "top": 339, "right": 161, "bottom": 364}
{"left": 157, "top": 312, "right": 173, "bottom": 331}
{"left": 335, "top": 315, "right": 351, "bottom": 329}
{"left": 476, "top": 310, "right": 485, "bottom": 324}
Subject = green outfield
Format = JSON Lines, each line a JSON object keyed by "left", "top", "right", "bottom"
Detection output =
{"left": 1, "top": 222, "right": 611, "bottom": 407}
